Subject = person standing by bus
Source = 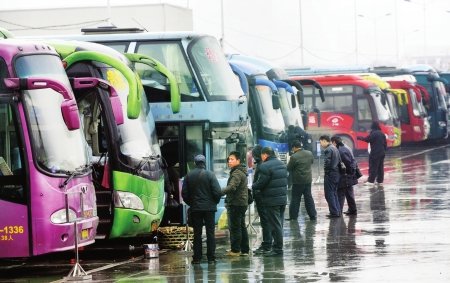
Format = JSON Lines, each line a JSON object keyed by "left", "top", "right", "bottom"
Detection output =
{"left": 331, "top": 135, "right": 358, "bottom": 216}
{"left": 251, "top": 145, "right": 272, "bottom": 254}
{"left": 319, "top": 135, "right": 341, "bottom": 218}
{"left": 286, "top": 140, "right": 317, "bottom": 221}
{"left": 222, "top": 151, "right": 250, "bottom": 257}
{"left": 252, "top": 147, "right": 288, "bottom": 257}
{"left": 357, "top": 121, "right": 387, "bottom": 187}
{"left": 182, "top": 154, "right": 222, "bottom": 264}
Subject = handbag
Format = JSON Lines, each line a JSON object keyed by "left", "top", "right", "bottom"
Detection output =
{"left": 338, "top": 161, "right": 347, "bottom": 175}
{"left": 247, "top": 188, "right": 254, "bottom": 205}
{"left": 355, "top": 163, "right": 363, "bottom": 179}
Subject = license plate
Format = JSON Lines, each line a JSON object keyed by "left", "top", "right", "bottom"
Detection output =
{"left": 81, "top": 229, "right": 89, "bottom": 239}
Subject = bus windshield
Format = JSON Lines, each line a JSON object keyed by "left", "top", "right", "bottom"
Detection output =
{"left": 188, "top": 36, "right": 244, "bottom": 101}
{"left": 279, "top": 88, "right": 304, "bottom": 128}
{"left": 386, "top": 92, "right": 399, "bottom": 121}
{"left": 256, "top": 85, "right": 285, "bottom": 132}
{"left": 409, "top": 88, "right": 426, "bottom": 117}
{"left": 435, "top": 81, "right": 448, "bottom": 110}
{"left": 369, "top": 89, "right": 394, "bottom": 125}
{"left": 101, "top": 68, "right": 161, "bottom": 162}
{"left": 16, "top": 55, "right": 89, "bottom": 173}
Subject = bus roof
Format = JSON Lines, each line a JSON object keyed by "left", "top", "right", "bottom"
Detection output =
{"left": 33, "top": 30, "right": 211, "bottom": 43}
{"left": 290, "top": 74, "right": 376, "bottom": 88}
{"left": 0, "top": 39, "right": 57, "bottom": 63}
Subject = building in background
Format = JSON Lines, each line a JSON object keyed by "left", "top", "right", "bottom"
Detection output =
{"left": 0, "top": 3, "right": 192, "bottom": 37}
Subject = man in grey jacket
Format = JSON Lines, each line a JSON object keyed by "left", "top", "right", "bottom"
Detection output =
{"left": 287, "top": 140, "right": 317, "bottom": 221}
{"left": 319, "top": 135, "right": 341, "bottom": 218}
{"left": 182, "top": 154, "right": 222, "bottom": 264}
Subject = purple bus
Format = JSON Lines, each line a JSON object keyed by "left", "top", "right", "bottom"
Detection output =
{"left": 0, "top": 39, "right": 99, "bottom": 258}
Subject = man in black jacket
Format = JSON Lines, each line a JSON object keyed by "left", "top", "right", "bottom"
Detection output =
{"left": 357, "top": 121, "right": 387, "bottom": 187}
{"left": 252, "top": 147, "right": 288, "bottom": 256}
{"left": 182, "top": 154, "right": 222, "bottom": 264}
{"left": 319, "top": 135, "right": 341, "bottom": 218}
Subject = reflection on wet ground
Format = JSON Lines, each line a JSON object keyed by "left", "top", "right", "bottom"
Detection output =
{"left": 2, "top": 145, "right": 450, "bottom": 282}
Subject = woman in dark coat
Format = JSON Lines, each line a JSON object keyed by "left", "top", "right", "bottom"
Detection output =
{"left": 357, "top": 121, "right": 387, "bottom": 187}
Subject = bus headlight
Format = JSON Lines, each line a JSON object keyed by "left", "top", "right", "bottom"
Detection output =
{"left": 114, "top": 191, "right": 144, "bottom": 210}
{"left": 51, "top": 208, "right": 77, "bottom": 224}
{"left": 413, "top": 126, "right": 421, "bottom": 133}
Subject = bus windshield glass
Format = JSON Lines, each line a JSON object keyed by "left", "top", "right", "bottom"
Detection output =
{"left": 16, "top": 54, "right": 89, "bottom": 173}
{"left": 256, "top": 85, "right": 285, "bottom": 132}
{"left": 278, "top": 88, "right": 303, "bottom": 128}
{"left": 102, "top": 68, "right": 161, "bottom": 162}
{"left": 369, "top": 89, "right": 394, "bottom": 125}
{"left": 136, "top": 42, "right": 200, "bottom": 99}
{"left": 435, "top": 81, "right": 448, "bottom": 110}
{"left": 188, "top": 36, "right": 243, "bottom": 100}
{"left": 386, "top": 92, "right": 399, "bottom": 121}
{"left": 409, "top": 88, "right": 426, "bottom": 117}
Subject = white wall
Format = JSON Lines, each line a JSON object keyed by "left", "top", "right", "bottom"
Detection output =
{"left": 0, "top": 4, "right": 193, "bottom": 37}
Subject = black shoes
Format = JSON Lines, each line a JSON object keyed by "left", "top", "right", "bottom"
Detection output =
{"left": 285, "top": 218, "right": 297, "bottom": 221}
{"left": 192, "top": 260, "right": 201, "bottom": 265}
{"left": 253, "top": 247, "right": 271, "bottom": 255}
{"left": 326, "top": 214, "right": 340, "bottom": 218}
{"left": 264, "top": 251, "right": 283, "bottom": 257}
{"left": 344, "top": 211, "right": 357, "bottom": 216}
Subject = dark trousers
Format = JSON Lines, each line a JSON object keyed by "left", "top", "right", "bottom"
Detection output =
{"left": 289, "top": 183, "right": 317, "bottom": 219}
{"left": 324, "top": 174, "right": 340, "bottom": 216}
{"left": 227, "top": 205, "right": 249, "bottom": 253}
{"left": 255, "top": 197, "right": 271, "bottom": 250}
{"left": 337, "top": 185, "right": 357, "bottom": 213}
{"left": 191, "top": 210, "right": 216, "bottom": 261}
{"left": 265, "top": 205, "right": 285, "bottom": 252}
{"left": 368, "top": 154, "right": 385, "bottom": 183}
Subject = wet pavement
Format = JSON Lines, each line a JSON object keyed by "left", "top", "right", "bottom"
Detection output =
{"left": 2, "top": 144, "right": 450, "bottom": 282}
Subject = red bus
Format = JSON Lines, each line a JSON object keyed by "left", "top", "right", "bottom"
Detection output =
{"left": 290, "top": 74, "right": 397, "bottom": 152}
{"left": 384, "top": 77, "right": 430, "bottom": 142}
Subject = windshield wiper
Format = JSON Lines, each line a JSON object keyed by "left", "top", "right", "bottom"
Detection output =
{"left": 59, "top": 164, "right": 91, "bottom": 189}
{"left": 133, "top": 154, "right": 160, "bottom": 175}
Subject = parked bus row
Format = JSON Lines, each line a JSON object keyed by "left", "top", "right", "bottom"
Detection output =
{"left": 287, "top": 65, "right": 449, "bottom": 150}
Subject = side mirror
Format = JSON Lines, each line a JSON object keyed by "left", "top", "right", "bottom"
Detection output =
{"left": 125, "top": 53, "right": 181, "bottom": 113}
{"left": 63, "top": 50, "right": 141, "bottom": 119}
{"left": 313, "top": 107, "right": 321, "bottom": 127}
{"left": 291, "top": 94, "right": 297, "bottom": 108}
{"left": 71, "top": 77, "right": 124, "bottom": 125}
{"left": 4, "top": 77, "right": 80, "bottom": 130}
{"left": 272, "top": 94, "right": 281, "bottom": 110}
{"left": 301, "top": 110, "right": 308, "bottom": 130}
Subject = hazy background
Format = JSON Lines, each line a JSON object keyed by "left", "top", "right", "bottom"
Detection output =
{"left": 1, "top": 0, "right": 450, "bottom": 69}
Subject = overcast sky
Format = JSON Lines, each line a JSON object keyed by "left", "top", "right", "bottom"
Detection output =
{"left": 2, "top": 0, "right": 450, "bottom": 69}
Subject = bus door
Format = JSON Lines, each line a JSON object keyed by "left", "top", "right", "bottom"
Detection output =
{"left": 0, "top": 99, "right": 28, "bottom": 257}
{"left": 157, "top": 122, "right": 205, "bottom": 225}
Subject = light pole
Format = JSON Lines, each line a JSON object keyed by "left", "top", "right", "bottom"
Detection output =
{"left": 403, "top": 0, "right": 426, "bottom": 57}
{"left": 298, "top": 0, "right": 304, "bottom": 66}
{"left": 357, "top": 13, "right": 392, "bottom": 65}
{"left": 354, "top": 0, "right": 358, "bottom": 65}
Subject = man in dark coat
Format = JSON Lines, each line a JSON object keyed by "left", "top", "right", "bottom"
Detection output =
{"left": 357, "top": 121, "right": 387, "bottom": 187}
{"left": 331, "top": 135, "right": 358, "bottom": 216}
{"left": 252, "top": 147, "right": 288, "bottom": 256}
{"left": 286, "top": 140, "right": 317, "bottom": 221}
{"left": 182, "top": 154, "right": 222, "bottom": 264}
{"left": 319, "top": 135, "right": 341, "bottom": 218}
{"left": 251, "top": 144, "right": 272, "bottom": 253}
{"left": 222, "top": 151, "right": 249, "bottom": 256}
